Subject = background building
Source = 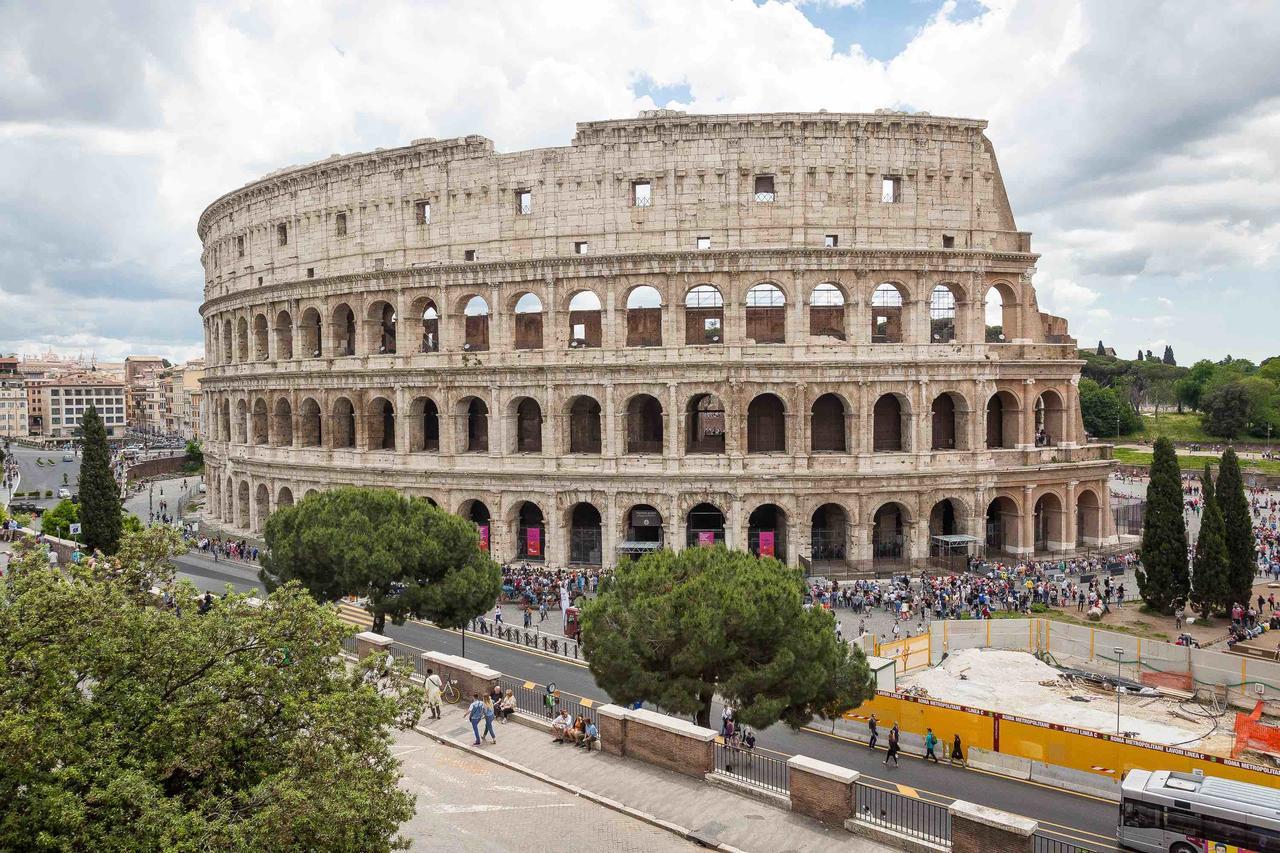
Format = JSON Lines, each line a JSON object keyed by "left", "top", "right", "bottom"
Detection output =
{"left": 38, "top": 375, "right": 128, "bottom": 440}
{"left": 0, "top": 358, "right": 29, "bottom": 439}
{"left": 198, "top": 110, "right": 1115, "bottom": 570}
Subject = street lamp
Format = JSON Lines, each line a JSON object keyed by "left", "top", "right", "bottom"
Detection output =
{"left": 1114, "top": 646, "right": 1125, "bottom": 735}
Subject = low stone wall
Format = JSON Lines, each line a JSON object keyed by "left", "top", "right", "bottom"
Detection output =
{"left": 423, "top": 650, "right": 499, "bottom": 702}
{"left": 787, "top": 755, "right": 856, "bottom": 826}
{"left": 126, "top": 454, "right": 186, "bottom": 482}
{"left": 950, "top": 801, "right": 1037, "bottom": 853}
{"left": 619, "top": 707, "right": 715, "bottom": 778}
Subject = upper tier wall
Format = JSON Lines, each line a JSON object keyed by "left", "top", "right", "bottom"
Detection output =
{"left": 198, "top": 111, "right": 1028, "bottom": 302}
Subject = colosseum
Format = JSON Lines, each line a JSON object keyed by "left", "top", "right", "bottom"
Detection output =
{"left": 197, "top": 109, "right": 1117, "bottom": 574}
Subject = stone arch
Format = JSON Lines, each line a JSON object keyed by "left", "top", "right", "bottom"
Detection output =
{"left": 567, "top": 290, "right": 602, "bottom": 348}
{"left": 686, "top": 501, "right": 726, "bottom": 548}
{"left": 810, "top": 392, "right": 847, "bottom": 452}
{"left": 221, "top": 318, "right": 233, "bottom": 363}
{"left": 253, "top": 482, "right": 270, "bottom": 533}
{"left": 234, "top": 398, "right": 248, "bottom": 444}
{"left": 983, "top": 281, "right": 1019, "bottom": 342}
{"left": 459, "top": 396, "right": 489, "bottom": 452}
{"left": 1035, "top": 389, "right": 1066, "bottom": 447}
{"left": 459, "top": 499, "right": 493, "bottom": 552}
{"left": 236, "top": 316, "right": 249, "bottom": 361}
{"left": 622, "top": 503, "right": 664, "bottom": 548}
{"left": 367, "top": 300, "right": 397, "bottom": 354}
{"left": 331, "top": 396, "right": 357, "bottom": 448}
{"left": 810, "top": 503, "right": 849, "bottom": 564}
{"left": 930, "top": 391, "right": 971, "bottom": 451}
{"left": 567, "top": 395, "right": 602, "bottom": 454}
{"left": 686, "top": 392, "right": 726, "bottom": 454}
{"left": 512, "top": 396, "right": 543, "bottom": 453}
{"left": 413, "top": 297, "right": 440, "bottom": 353}
{"left": 625, "top": 285, "right": 662, "bottom": 347}
{"left": 684, "top": 284, "right": 724, "bottom": 345}
{"left": 219, "top": 398, "right": 231, "bottom": 442}
{"left": 871, "top": 501, "right": 911, "bottom": 565}
{"left": 365, "top": 396, "right": 395, "bottom": 451}
{"left": 1076, "top": 487, "right": 1103, "bottom": 546}
{"left": 236, "top": 479, "right": 250, "bottom": 529}
{"left": 929, "top": 283, "right": 960, "bottom": 343}
{"left": 985, "top": 390, "right": 1021, "bottom": 449}
{"left": 746, "top": 393, "right": 786, "bottom": 453}
{"left": 274, "top": 309, "right": 294, "bottom": 360}
{"left": 303, "top": 488, "right": 320, "bottom": 501}
{"left": 408, "top": 396, "right": 440, "bottom": 452}
{"left": 298, "top": 397, "right": 322, "bottom": 447}
{"left": 513, "top": 500, "right": 546, "bottom": 561}
{"left": 745, "top": 282, "right": 786, "bottom": 344}
{"left": 252, "top": 313, "right": 269, "bottom": 360}
{"left": 872, "top": 392, "right": 910, "bottom": 452}
{"left": 333, "top": 303, "right": 356, "bottom": 356}
{"left": 567, "top": 501, "right": 603, "bottom": 566}
{"left": 810, "top": 282, "right": 846, "bottom": 340}
{"left": 277, "top": 486, "right": 294, "bottom": 510}
{"left": 223, "top": 475, "right": 234, "bottom": 521}
{"left": 272, "top": 397, "right": 293, "bottom": 446}
{"left": 512, "top": 292, "right": 544, "bottom": 350}
{"left": 985, "top": 495, "right": 1021, "bottom": 553}
{"left": 249, "top": 397, "right": 268, "bottom": 445}
{"left": 1034, "top": 491, "right": 1066, "bottom": 552}
{"left": 624, "top": 393, "right": 663, "bottom": 454}
{"left": 747, "top": 503, "right": 787, "bottom": 561}
{"left": 300, "top": 306, "right": 323, "bottom": 357}
{"left": 871, "top": 282, "right": 906, "bottom": 343}
{"left": 461, "top": 294, "right": 490, "bottom": 351}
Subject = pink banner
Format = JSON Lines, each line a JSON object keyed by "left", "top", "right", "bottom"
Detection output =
{"left": 697, "top": 531, "right": 715, "bottom": 547}
{"left": 526, "top": 527, "right": 542, "bottom": 557}
{"left": 478, "top": 524, "right": 489, "bottom": 552}
{"left": 759, "top": 531, "right": 775, "bottom": 557}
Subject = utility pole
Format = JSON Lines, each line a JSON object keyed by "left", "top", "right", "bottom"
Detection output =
{"left": 1114, "top": 646, "right": 1124, "bottom": 734}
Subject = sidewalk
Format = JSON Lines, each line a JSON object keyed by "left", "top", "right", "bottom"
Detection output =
{"left": 415, "top": 704, "right": 892, "bottom": 853}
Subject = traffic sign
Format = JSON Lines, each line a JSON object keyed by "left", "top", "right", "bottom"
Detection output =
{"left": 69, "top": 523, "right": 81, "bottom": 535}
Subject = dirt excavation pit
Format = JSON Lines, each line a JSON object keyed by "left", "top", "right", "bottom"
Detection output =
{"left": 898, "top": 647, "right": 1236, "bottom": 756}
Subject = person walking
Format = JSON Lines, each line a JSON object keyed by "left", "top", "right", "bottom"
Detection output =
{"left": 883, "top": 726, "right": 900, "bottom": 767}
{"left": 924, "top": 727, "right": 940, "bottom": 763}
{"left": 867, "top": 714, "right": 879, "bottom": 750}
{"left": 424, "top": 668, "right": 443, "bottom": 720}
{"left": 467, "top": 694, "right": 486, "bottom": 745}
{"left": 950, "top": 733, "right": 965, "bottom": 766}
{"left": 482, "top": 694, "right": 498, "bottom": 744}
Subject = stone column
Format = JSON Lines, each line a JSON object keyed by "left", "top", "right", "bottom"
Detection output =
{"left": 603, "top": 383, "right": 617, "bottom": 460}
{"left": 602, "top": 495, "right": 619, "bottom": 570}
{"left": 787, "top": 756, "right": 856, "bottom": 826}
{"left": 355, "top": 631, "right": 393, "bottom": 658}
{"left": 1020, "top": 484, "right": 1035, "bottom": 555}
{"left": 949, "top": 800, "right": 1037, "bottom": 853}
{"left": 669, "top": 493, "right": 684, "bottom": 552}
{"left": 728, "top": 496, "right": 743, "bottom": 551}
{"left": 1065, "top": 480, "right": 1078, "bottom": 551}
{"left": 598, "top": 703, "right": 627, "bottom": 756}
{"left": 619, "top": 708, "right": 715, "bottom": 778}
{"left": 665, "top": 383, "right": 679, "bottom": 459}
{"left": 394, "top": 386, "right": 410, "bottom": 454}
{"left": 1019, "top": 379, "right": 1037, "bottom": 448}
{"left": 491, "top": 385, "right": 505, "bottom": 458}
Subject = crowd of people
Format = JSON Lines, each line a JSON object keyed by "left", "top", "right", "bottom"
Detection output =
{"left": 191, "top": 536, "right": 259, "bottom": 563}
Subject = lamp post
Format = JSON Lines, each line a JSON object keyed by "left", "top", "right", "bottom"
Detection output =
{"left": 1114, "top": 646, "right": 1125, "bottom": 734}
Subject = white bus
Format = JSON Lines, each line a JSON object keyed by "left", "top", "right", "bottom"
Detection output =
{"left": 1119, "top": 769, "right": 1280, "bottom": 853}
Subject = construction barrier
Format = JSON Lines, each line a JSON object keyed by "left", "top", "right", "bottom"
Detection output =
{"left": 875, "top": 633, "right": 930, "bottom": 674}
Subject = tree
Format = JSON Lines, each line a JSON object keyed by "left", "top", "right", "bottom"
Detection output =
{"left": 1137, "top": 437, "right": 1189, "bottom": 612}
{"left": 1215, "top": 448, "right": 1256, "bottom": 608}
{"left": 1162, "top": 345, "right": 1176, "bottom": 366}
{"left": 40, "top": 498, "right": 79, "bottom": 539}
{"left": 78, "top": 404, "right": 123, "bottom": 554}
{"left": 184, "top": 439, "right": 204, "bottom": 472}
{"left": 1200, "top": 381, "right": 1252, "bottom": 437}
{"left": 1078, "top": 379, "right": 1141, "bottom": 437}
{"left": 580, "top": 546, "right": 874, "bottom": 730}
{"left": 1191, "top": 464, "right": 1230, "bottom": 618}
{"left": 0, "top": 532, "right": 421, "bottom": 851}
{"left": 1096, "top": 340, "right": 1105, "bottom": 356}
{"left": 262, "top": 487, "right": 500, "bottom": 634}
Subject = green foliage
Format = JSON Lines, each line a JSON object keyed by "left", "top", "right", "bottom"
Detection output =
{"left": 0, "top": 533, "right": 420, "bottom": 852}
{"left": 262, "top": 487, "right": 500, "bottom": 634}
{"left": 78, "top": 405, "right": 123, "bottom": 554}
{"left": 1200, "top": 381, "right": 1253, "bottom": 437}
{"left": 1079, "top": 378, "right": 1142, "bottom": 437}
{"left": 1137, "top": 437, "right": 1190, "bottom": 613}
{"left": 1191, "top": 464, "right": 1230, "bottom": 617}
{"left": 1215, "top": 448, "right": 1255, "bottom": 608}
{"left": 40, "top": 499, "right": 79, "bottom": 540}
{"left": 580, "top": 546, "right": 874, "bottom": 730}
{"left": 183, "top": 439, "right": 204, "bottom": 473}
{"left": 1163, "top": 345, "right": 1176, "bottom": 366}
{"left": 122, "top": 513, "right": 145, "bottom": 535}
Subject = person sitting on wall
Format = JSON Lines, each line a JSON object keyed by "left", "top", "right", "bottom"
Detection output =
{"left": 578, "top": 719, "right": 599, "bottom": 750}
{"left": 551, "top": 709, "right": 573, "bottom": 743}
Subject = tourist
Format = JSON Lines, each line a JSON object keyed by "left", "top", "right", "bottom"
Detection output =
{"left": 467, "top": 694, "right": 486, "bottom": 745}
{"left": 500, "top": 689, "right": 517, "bottom": 722}
{"left": 481, "top": 694, "right": 497, "bottom": 744}
{"left": 884, "top": 726, "right": 900, "bottom": 767}
{"left": 578, "top": 719, "right": 599, "bottom": 750}
{"left": 424, "top": 668, "right": 443, "bottom": 720}
{"left": 867, "top": 714, "right": 879, "bottom": 750}
{"left": 951, "top": 734, "right": 964, "bottom": 766}
{"left": 551, "top": 709, "right": 573, "bottom": 743}
{"left": 924, "top": 727, "right": 940, "bottom": 763}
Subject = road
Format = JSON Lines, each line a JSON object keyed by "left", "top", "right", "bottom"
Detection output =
{"left": 174, "top": 553, "right": 1121, "bottom": 852}
{"left": 7, "top": 444, "right": 80, "bottom": 510}
{"left": 123, "top": 475, "right": 204, "bottom": 525}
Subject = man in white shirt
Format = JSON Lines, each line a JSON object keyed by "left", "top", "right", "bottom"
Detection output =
{"left": 551, "top": 709, "right": 573, "bottom": 743}
{"left": 424, "top": 668, "right": 443, "bottom": 720}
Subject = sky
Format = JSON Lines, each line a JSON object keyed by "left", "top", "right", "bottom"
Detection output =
{"left": 1, "top": 0, "right": 1278, "bottom": 366}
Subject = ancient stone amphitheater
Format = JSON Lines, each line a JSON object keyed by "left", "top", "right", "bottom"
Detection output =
{"left": 198, "top": 109, "right": 1116, "bottom": 573}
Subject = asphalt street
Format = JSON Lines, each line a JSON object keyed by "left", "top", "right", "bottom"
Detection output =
{"left": 7, "top": 444, "right": 80, "bottom": 510}
{"left": 174, "top": 552, "right": 1121, "bottom": 852}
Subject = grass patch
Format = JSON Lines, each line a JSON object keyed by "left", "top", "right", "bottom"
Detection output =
{"left": 987, "top": 607, "right": 1171, "bottom": 640}
{"left": 1113, "top": 447, "right": 1280, "bottom": 475}
{"left": 1118, "top": 411, "right": 1271, "bottom": 446}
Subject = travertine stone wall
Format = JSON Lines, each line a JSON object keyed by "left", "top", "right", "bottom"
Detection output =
{"left": 198, "top": 110, "right": 1116, "bottom": 570}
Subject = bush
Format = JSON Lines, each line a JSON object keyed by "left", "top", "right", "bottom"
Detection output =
{"left": 1030, "top": 602, "right": 1049, "bottom": 613}
{"left": 43, "top": 490, "right": 53, "bottom": 498}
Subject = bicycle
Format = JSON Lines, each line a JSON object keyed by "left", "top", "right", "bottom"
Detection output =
{"left": 440, "top": 678, "right": 461, "bottom": 705}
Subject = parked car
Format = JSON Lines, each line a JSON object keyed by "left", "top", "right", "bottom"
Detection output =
{"left": 62, "top": 453, "right": 74, "bottom": 462}
{"left": 57, "top": 487, "right": 71, "bottom": 499}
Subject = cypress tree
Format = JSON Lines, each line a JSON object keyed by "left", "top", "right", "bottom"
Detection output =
{"left": 1192, "top": 464, "right": 1229, "bottom": 618}
{"left": 1162, "top": 345, "right": 1176, "bottom": 366}
{"left": 79, "top": 405, "right": 123, "bottom": 555}
{"left": 1137, "top": 436, "right": 1189, "bottom": 612}
{"left": 1096, "top": 340, "right": 1105, "bottom": 356}
{"left": 1215, "top": 448, "right": 1255, "bottom": 608}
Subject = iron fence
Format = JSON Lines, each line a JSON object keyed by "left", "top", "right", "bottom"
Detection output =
{"left": 497, "top": 674, "right": 597, "bottom": 726}
{"left": 468, "top": 616, "right": 583, "bottom": 660}
{"left": 339, "top": 634, "right": 358, "bottom": 655}
{"left": 713, "top": 742, "right": 789, "bottom": 794}
{"left": 1032, "top": 833, "right": 1102, "bottom": 853}
{"left": 854, "top": 783, "right": 950, "bottom": 845}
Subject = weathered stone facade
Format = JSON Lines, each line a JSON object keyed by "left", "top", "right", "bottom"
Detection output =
{"left": 197, "top": 110, "right": 1115, "bottom": 571}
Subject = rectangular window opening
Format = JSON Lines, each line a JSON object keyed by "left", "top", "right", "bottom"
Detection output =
{"left": 573, "top": 241, "right": 588, "bottom": 255}
{"left": 415, "top": 201, "right": 430, "bottom": 225}
{"left": 824, "top": 234, "right": 838, "bottom": 248}
{"left": 277, "top": 223, "right": 288, "bottom": 245}
{"left": 373, "top": 258, "right": 384, "bottom": 271}
{"left": 336, "top": 212, "right": 348, "bottom": 236}
{"left": 464, "top": 249, "right": 476, "bottom": 262}
{"left": 881, "top": 176, "right": 902, "bottom": 204}
{"left": 754, "top": 174, "right": 775, "bottom": 203}
{"left": 942, "top": 234, "right": 955, "bottom": 249}
{"left": 697, "top": 236, "right": 711, "bottom": 250}
{"left": 516, "top": 189, "right": 532, "bottom": 215}
{"left": 236, "top": 235, "right": 245, "bottom": 257}
{"left": 632, "top": 180, "right": 652, "bottom": 207}
{"left": 306, "top": 268, "right": 315, "bottom": 279}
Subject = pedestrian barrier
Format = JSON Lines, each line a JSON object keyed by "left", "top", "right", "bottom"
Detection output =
{"left": 468, "top": 616, "right": 583, "bottom": 660}
{"left": 497, "top": 674, "right": 597, "bottom": 726}
{"left": 713, "top": 742, "right": 789, "bottom": 795}
{"left": 855, "top": 782, "right": 950, "bottom": 844}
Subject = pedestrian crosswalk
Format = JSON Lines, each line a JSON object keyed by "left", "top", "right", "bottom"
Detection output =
{"left": 337, "top": 601, "right": 372, "bottom": 628}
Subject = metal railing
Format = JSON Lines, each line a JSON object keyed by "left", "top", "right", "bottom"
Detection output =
{"left": 713, "top": 742, "right": 789, "bottom": 794}
{"left": 339, "top": 634, "right": 358, "bottom": 655}
{"left": 855, "top": 782, "right": 950, "bottom": 844}
{"left": 1032, "top": 833, "right": 1101, "bottom": 853}
{"left": 468, "top": 616, "right": 583, "bottom": 660}
{"left": 497, "top": 674, "right": 597, "bottom": 727}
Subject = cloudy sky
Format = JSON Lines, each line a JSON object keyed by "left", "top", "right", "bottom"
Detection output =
{"left": 1, "top": 0, "right": 1277, "bottom": 365}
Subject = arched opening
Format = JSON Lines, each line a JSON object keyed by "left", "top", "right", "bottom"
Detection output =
{"left": 928, "top": 498, "right": 966, "bottom": 569}
{"left": 223, "top": 476, "right": 233, "bottom": 522}
{"left": 686, "top": 502, "right": 725, "bottom": 548}
{"left": 236, "top": 317, "right": 249, "bottom": 362}
{"left": 872, "top": 394, "right": 907, "bottom": 452}
{"left": 684, "top": 285, "right": 723, "bottom": 345}
{"left": 515, "top": 502, "right": 546, "bottom": 562}
{"left": 626, "top": 285, "right": 662, "bottom": 347}
{"left": 219, "top": 400, "right": 231, "bottom": 442}
{"left": 221, "top": 319, "right": 233, "bottom": 363}
{"left": 233, "top": 399, "right": 247, "bottom": 444}
{"left": 568, "top": 503, "right": 603, "bottom": 566}
{"left": 625, "top": 394, "right": 663, "bottom": 454}
{"left": 254, "top": 483, "right": 270, "bottom": 533}
{"left": 685, "top": 393, "right": 726, "bottom": 454}
{"left": 984, "top": 283, "right": 1016, "bottom": 342}
{"left": 1077, "top": 490, "right": 1101, "bottom": 546}
{"left": 810, "top": 504, "right": 848, "bottom": 563}
{"left": 929, "top": 499, "right": 959, "bottom": 539}
{"left": 251, "top": 398, "right": 268, "bottom": 445}
{"left": 331, "top": 397, "right": 356, "bottom": 449}
{"left": 409, "top": 397, "right": 440, "bottom": 452}
{"left": 419, "top": 300, "right": 440, "bottom": 353}
{"left": 252, "top": 314, "right": 269, "bottom": 360}
{"left": 463, "top": 295, "right": 489, "bottom": 351}
{"left": 463, "top": 398, "right": 489, "bottom": 452}
{"left": 929, "top": 284, "right": 958, "bottom": 343}
{"left": 513, "top": 293, "right": 544, "bottom": 350}
{"left": 810, "top": 393, "right": 846, "bottom": 452}
{"left": 461, "top": 500, "right": 492, "bottom": 552}
{"left": 568, "top": 396, "right": 602, "bottom": 454}
{"left": 623, "top": 504, "right": 664, "bottom": 549}
{"left": 334, "top": 304, "right": 356, "bottom": 356}
{"left": 745, "top": 283, "right": 785, "bottom": 344}
{"left": 274, "top": 310, "right": 293, "bottom": 360}
{"left": 237, "top": 480, "right": 250, "bottom": 529}
{"left": 871, "top": 283, "right": 905, "bottom": 344}
{"left": 809, "top": 283, "right": 845, "bottom": 340}
{"left": 1035, "top": 390, "right": 1066, "bottom": 447}
{"left": 1034, "top": 493, "right": 1065, "bottom": 552}
{"left": 746, "top": 393, "right": 786, "bottom": 453}
{"left": 872, "top": 503, "right": 908, "bottom": 565}
{"left": 930, "top": 394, "right": 957, "bottom": 451}
{"left": 366, "top": 397, "right": 395, "bottom": 451}
{"left": 277, "top": 487, "right": 294, "bottom": 510}
{"left": 985, "top": 496, "right": 1019, "bottom": 553}
{"left": 567, "top": 290, "right": 602, "bottom": 349}
{"left": 299, "top": 398, "right": 322, "bottom": 447}
{"left": 985, "top": 391, "right": 1020, "bottom": 449}
{"left": 513, "top": 397, "right": 543, "bottom": 453}
{"left": 371, "top": 302, "right": 397, "bottom": 354}
{"left": 272, "top": 398, "right": 293, "bottom": 446}
{"left": 748, "top": 504, "right": 787, "bottom": 561}
{"left": 300, "top": 307, "right": 323, "bottom": 358}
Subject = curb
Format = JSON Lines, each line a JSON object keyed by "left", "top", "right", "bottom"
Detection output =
{"left": 413, "top": 722, "right": 748, "bottom": 852}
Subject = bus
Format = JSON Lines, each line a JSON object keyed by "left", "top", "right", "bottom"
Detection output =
{"left": 1119, "top": 769, "right": 1280, "bottom": 853}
